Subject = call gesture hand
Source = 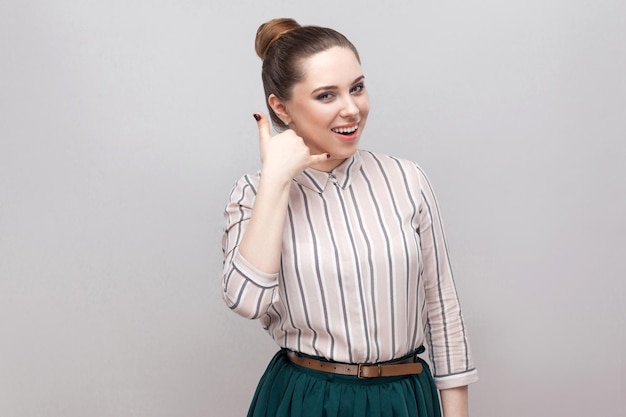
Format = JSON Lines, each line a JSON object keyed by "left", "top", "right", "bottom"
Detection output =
{"left": 254, "top": 113, "right": 329, "bottom": 181}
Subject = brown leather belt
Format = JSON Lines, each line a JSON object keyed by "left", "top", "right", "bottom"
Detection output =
{"left": 286, "top": 352, "right": 423, "bottom": 379}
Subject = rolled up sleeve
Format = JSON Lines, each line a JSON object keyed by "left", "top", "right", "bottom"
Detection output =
{"left": 221, "top": 174, "right": 279, "bottom": 319}
{"left": 417, "top": 166, "right": 478, "bottom": 389}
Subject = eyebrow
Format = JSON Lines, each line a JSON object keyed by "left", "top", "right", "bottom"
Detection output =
{"left": 310, "top": 75, "right": 365, "bottom": 95}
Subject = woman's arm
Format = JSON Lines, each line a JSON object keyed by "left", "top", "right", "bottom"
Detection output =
{"left": 236, "top": 163, "right": 292, "bottom": 274}
{"left": 414, "top": 164, "right": 477, "bottom": 405}
{"left": 238, "top": 113, "right": 329, "bottom": 273}
{"left": 221, "top": 114, "right": 328, "bottom": 318}
{"left": 440, "top": 385, "right": 469, "bottom": 417}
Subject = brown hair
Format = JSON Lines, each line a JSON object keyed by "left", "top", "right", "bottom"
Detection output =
{"left": 255, "top": 18, "right": 361, "bottom": 130}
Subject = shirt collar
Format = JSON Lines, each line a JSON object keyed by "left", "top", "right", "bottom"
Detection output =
{"left": 293, "top": 151, "right": 363, "bottom": 193}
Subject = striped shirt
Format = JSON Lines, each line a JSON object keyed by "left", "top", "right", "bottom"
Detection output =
{"left": 222, "top": 150, "right": 478, "bottom": 389}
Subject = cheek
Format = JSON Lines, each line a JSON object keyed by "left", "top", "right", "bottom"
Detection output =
{"left": 359, "top": 104, "right": 370, "bottom": 120}
{"left": 293, "top": 102, "right": 330, "bottom": 124}
{"left": 305, "top": 107, "right": 337, "bottom": 127}
{"left": 361, "top": 95, "right": 371, "bottom": 112}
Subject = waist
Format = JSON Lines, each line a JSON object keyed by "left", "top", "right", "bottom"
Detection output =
{"left": 286, "top": 351, "right": 424, "bottom": 379}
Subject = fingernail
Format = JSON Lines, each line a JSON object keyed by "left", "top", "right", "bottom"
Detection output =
{"left": 253, "top": 113, "right": 261, "bottom": 121}
{"left": 326, "top": 153, "right": 331, "bottom": 159}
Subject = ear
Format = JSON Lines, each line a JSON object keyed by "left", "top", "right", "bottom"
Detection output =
{"left": 268, "top": 94, "right": 291, "bottom": 125}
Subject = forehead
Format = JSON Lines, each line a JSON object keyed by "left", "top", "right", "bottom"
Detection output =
{"left": 297, "top": 46, "right": 363, "bottom": 88}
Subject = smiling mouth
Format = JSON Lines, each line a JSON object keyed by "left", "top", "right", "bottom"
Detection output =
{"left": 331, "top": 125, "right": 358, "bottom": 135}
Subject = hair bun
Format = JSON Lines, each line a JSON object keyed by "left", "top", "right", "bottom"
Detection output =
{"left": 255, "top": 18, "right": 301, "bottom": 60}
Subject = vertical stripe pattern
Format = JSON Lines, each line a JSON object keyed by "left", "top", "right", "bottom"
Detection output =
{"left": 222, "top": 150, "right": 477, "bottom": 389}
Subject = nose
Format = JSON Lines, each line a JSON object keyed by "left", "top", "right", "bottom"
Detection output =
{"left": 340, "top": 96, "right": 359, "bottom": 118}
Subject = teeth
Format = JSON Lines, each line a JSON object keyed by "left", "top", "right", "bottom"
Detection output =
{"left": 332, "top": 126, "right": 358, "bottom": 134}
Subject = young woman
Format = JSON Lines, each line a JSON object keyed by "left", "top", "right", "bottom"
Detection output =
{"left": 222, "top": 18, "right": 478, "bottom": 417}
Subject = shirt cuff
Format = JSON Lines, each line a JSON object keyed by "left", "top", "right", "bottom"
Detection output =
{"left": 434, "top": 368, "right": 479, "bottom": 390}
{"left": 232, "top": 248, "right": 280, "bottom": 288}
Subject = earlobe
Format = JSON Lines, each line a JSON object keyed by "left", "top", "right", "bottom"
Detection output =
{"left": 268, "top": 94, "right": 291, "bottom": 125}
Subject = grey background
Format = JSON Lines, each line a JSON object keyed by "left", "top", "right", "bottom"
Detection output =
{"left": 1, "top": 1, "right": 625, "bottom": 416}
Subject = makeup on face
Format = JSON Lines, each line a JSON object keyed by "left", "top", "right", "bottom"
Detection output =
{"left": 282, "top": 47, "right": 370, "bottom": 170}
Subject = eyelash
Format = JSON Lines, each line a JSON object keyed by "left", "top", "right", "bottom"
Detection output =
{"left": 351, "top": 83, "right": 365, "bottom": 94}
{"left": 316, "top": 93, "right": 334, "bottom": 101}
{"left": 316, "top": 83, "right": 366, "bottom": 101}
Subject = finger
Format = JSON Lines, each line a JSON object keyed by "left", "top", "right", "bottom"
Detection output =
{"left": 309, "top": 152, "right": 332, "bottom": 165}
{"left": 253, "top": 112, "right": 271, "bottom": 143}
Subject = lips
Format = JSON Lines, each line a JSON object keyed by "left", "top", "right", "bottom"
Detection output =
{"left": 331, "top": 125, "right": 359, "bottom": 135}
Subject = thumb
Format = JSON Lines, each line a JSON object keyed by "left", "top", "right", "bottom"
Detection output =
{"left": 253, "top": 112, "right": 271, "bottom": 143}
{"left": 309, "top": 152, "right": 332, "bottom": 165}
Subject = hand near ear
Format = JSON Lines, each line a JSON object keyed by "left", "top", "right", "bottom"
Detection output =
{"left": 236, "top": 113, "right": 330, "bottom": 274}
{"left": 254, "top": 113, "right": 330, "bottom": 181}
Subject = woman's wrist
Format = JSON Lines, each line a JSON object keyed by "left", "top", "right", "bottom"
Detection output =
{"left": 260, "top": 166, "right": 295, "bottom": 188}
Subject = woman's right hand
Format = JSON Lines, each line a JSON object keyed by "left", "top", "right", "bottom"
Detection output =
{"left": 235, "top": 113, "right": 329, "bottom": 274}
{"left": 254, "top": 113, "right": 329, "bottom": 182}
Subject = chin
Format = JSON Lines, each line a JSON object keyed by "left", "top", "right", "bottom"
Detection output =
{"left": 332, "top": 146, "right": 359, "bottom": 161}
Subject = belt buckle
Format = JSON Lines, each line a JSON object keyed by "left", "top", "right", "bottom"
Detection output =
{"left": 357, "top": 363, "right": 382, "bottom": 379}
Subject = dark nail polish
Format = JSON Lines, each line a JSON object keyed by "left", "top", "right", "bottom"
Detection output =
{"left": 253, "top": 113, "right": 261, "bottom": 121}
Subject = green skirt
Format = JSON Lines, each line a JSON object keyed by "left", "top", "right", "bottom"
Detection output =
{"left": 247, "top": 348, "right": 441, "bottom": 417}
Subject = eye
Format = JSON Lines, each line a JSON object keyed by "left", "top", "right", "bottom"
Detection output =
{"left": 316, "top": 92, "right": 335, "bottom": 101}
{"left": 350, "top": 83, "right": 365, "bottom": 94}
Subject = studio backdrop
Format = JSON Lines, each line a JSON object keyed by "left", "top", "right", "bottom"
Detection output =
{"left": 1, "top": 1, "right": 624, "bottom": 416}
